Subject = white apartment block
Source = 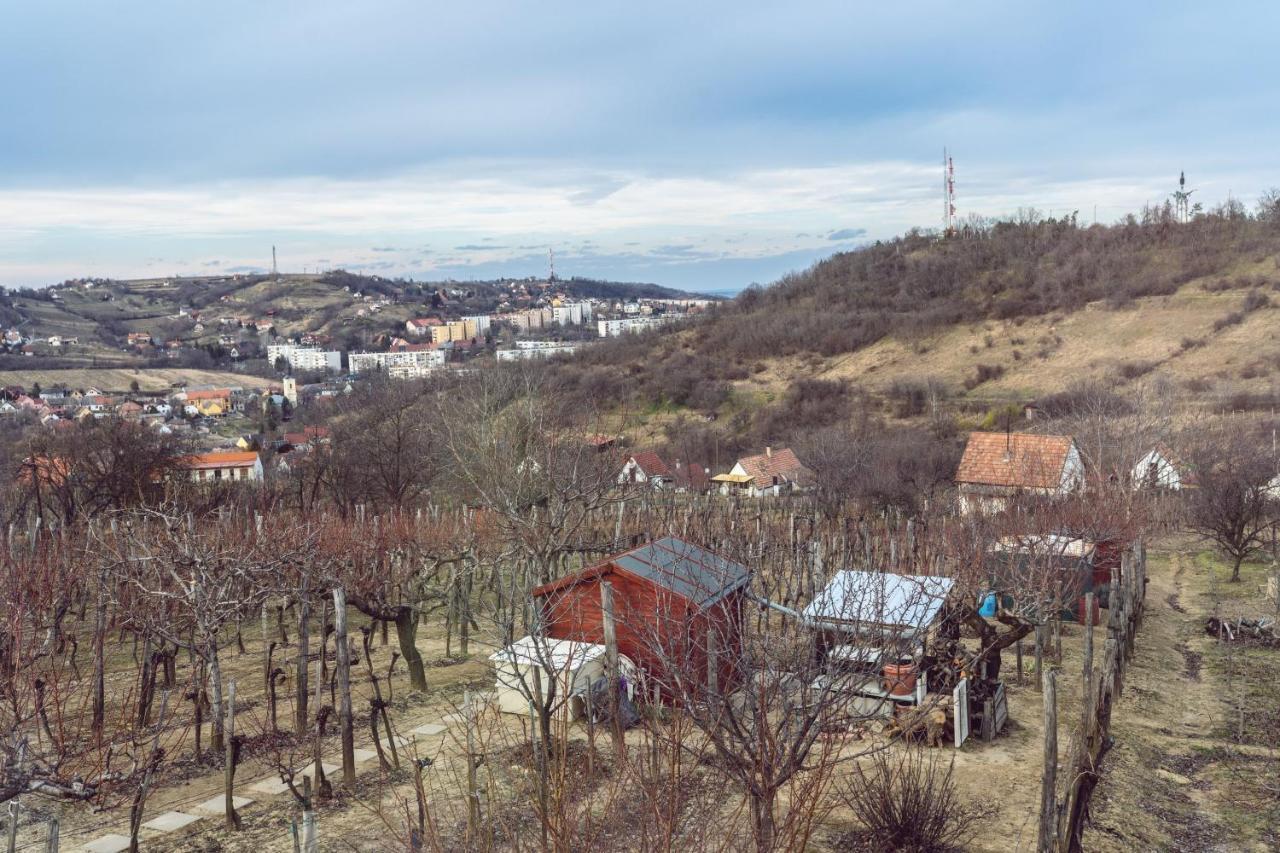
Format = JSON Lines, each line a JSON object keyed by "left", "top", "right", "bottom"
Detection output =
{"left": 552, "top": 301, "right": 593, "bottom": 326}
{"left": 496, "top": 342, "right": 578, "bottom": 361}
{"left": 349, "top": 349, "right": 446, "bottom": 374}
{"left": 596, "top": 316, "right": 676, "bottom": 337}
{"left": 461, "top": 314, "right": 492, "bottom": 334}
{"left": 266, "top": 344, "right": 343, "bottom": 373}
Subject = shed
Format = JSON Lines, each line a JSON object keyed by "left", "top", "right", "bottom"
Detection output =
{"left": 533, "top": 537, "right": 751, "bottom": 700}
{"left": 488, "top": 636, "right": 637, "bottom": 719}
{"left": 988, "top": 534, "right": 1098, "bottom": 619}
{"left": 804, "top": 570, "right": 955, "bottom": 653}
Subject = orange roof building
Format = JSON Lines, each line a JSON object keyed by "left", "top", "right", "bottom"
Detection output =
{"left": 955, "top": 432, "right": 1083, "bottom": 514}
{"left": 713, "top": 447, "right": 813, "bottom": 497}
{"left": 180, "top": 450, "right": 262, "bottom": 483}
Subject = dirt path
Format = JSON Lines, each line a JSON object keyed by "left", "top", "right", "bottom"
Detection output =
{"left": 1083, "top": 548, "right": 1275, "bottom": 851}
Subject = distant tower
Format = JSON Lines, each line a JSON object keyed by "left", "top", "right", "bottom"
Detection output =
{"left": 272, "top": 245, "right": 278, "bottom": 278}
{"left": 943, "top": 148, "right": 958, "bottom": 237}
{"left": 282, "top": 376, "right": 298, "bottom": 407}
{"left": 1172, "top": 171, "right": 1196, "bottom": 224}
{"left": 548, "top": 248, "right": 556, "bottom": 283}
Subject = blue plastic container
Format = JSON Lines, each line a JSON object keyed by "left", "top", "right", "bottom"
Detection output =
{"left": 978, "top": 591, "right": 998, "bottom": 617}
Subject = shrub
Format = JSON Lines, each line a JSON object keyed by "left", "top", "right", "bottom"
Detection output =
{"left": 1213, "top": 311, "right": 1245, "bottom": 331}
{"left": 837, "top": 747, "right": 996, "bottom": 853}
{"left": 1116, "top": 359, "right": 1157, "bottom": 380}
{"left": 963, "top": 363, "right": 1005, "bottom": 390}
{"left": 1242, "top": 290, "right": 1270, "bottom": 313}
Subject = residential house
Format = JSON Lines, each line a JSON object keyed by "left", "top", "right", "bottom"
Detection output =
{"left": 619, "top": 451, "right": 674, "bottom": 488}
{"left": 179, "top": 450, "right": 263, "bottom": 483}
{"left": 955, "top": 432, "right": 1084, "bottom": 515}
{"left": 406, "top": 317, "right": 441, "bottom": 337}
{"left": 181, "top": 389, "right": 232, "bottom": 418}
{"left": 1132, "top": 443, "right": 1195, "bottom": 491}
{"left": 712, "top": 447, "right": 813, "bottom": 497}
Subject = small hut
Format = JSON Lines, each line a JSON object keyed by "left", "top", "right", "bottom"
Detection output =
{"left": 532, "top": 537, "right": 751, "bottom": 700}
{"left": 488, "top": 636, "right": 638, "bottom": 720}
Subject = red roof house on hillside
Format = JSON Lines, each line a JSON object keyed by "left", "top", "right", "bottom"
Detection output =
{"left": 955, "top": 431, "right": 1083, "bottom": 514}
{"left": 712, "top": 447, "right": 813, "bottom": 497}
{"left": 618, "top": 450, "right": 672, "bottom": 487}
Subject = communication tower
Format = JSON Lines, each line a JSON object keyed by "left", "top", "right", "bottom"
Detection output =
{"left": 943, "top": 148, "right": 957, "bottom": 237}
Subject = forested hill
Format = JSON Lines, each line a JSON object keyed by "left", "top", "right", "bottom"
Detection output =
{"left": 553, "top": 197, "right": 1280, "bottom": 456}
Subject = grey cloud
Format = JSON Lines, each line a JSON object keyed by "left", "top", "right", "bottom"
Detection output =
{"left": 828, "top": 228, "right": 866, "bottom": 241}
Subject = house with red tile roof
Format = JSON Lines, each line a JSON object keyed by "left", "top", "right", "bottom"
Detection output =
{"left": 179, "top": 450, "right": 263, "bottom": 483}
{"left": 619, "top": 450, "right": 673, "bottom": 488}
{"left": 955, "top": 431, "right": 1083, "bottom": 514}
{"left": 713, "top": 447, "right": 813, "bottom": 497}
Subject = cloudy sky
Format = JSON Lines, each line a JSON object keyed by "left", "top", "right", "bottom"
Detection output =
{"left": 2, "top": 2, "right": 1276, "bottom": 291}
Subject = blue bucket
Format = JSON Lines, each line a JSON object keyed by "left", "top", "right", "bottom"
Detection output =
{"left": 978, "top": 592, "right": 998, "bottom": 617}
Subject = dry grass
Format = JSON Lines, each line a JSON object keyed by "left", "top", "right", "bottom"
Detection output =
{"left": 727, "top": 272, "right": 1280, "bottom": 406}
{"left": 0, "top": 368, "right": 275, "bottom": 392}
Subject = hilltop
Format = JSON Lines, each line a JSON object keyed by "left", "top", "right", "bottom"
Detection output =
{"left": 555, "top": 201, "right": 1280, "bottom": 454}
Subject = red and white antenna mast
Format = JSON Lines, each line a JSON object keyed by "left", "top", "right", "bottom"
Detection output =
{"left": 548, "top": 248, "right": 556, "bottom": 282}
{"left": 943, "top": 147, "right": 957, "bottom": 237}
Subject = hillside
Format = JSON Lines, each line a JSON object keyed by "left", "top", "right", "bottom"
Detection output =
{"left": 557, "top": 204, "right": 1280, "bottom": 453}
{"left": 0, "top": 271, "right": 708, "bottom": 366}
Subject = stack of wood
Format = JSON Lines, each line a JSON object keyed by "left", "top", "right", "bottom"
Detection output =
{"left": 1205, "top": 616, "right": 1280, "bottom": 645}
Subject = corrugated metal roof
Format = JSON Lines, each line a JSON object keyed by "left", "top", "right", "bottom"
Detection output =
{"left": 802, "top": 570, "right": 954, "bottom": 629}
{"left": 611, "top": 536, "right": 751, "bottom": 607}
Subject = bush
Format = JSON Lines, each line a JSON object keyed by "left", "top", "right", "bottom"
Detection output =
{"left": 1213, "top": 311, "right": 1245, "bottom": 331}
{"left": 1116, "top": 359, "right": 1157, "bottom": 380}
{"left": 1242, "top": 290, "right": 1271, "bottom": 312}
{"left": 837, "top": 747, "right": 996, "bottom": 853}
{"left": 963, "top": 363, "right": 1005, "bottom": 390}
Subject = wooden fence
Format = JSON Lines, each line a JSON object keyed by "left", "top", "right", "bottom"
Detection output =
{"left": 1038, "top": 541, "right": 1147, "bottom": 852}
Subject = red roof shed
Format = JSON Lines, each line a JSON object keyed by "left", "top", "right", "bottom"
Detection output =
{"left": 532, "top": 537, "right": 750, "bottom": 700}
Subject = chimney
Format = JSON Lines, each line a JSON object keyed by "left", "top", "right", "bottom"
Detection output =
{"left": 765, "top": 446, "right": 773, "bottom": 458}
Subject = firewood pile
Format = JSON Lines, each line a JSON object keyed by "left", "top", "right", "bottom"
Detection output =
{"left": 1205, "top": 616, "right": 1280, "bottom": 645}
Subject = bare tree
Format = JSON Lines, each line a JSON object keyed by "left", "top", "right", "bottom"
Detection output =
{"left": 1186, "top": 421, "right": 1279, "bottom": 581}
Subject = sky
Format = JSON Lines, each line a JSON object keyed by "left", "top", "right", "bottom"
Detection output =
{"left": 1, "top": 1, "right": 1277, "bottom": 292}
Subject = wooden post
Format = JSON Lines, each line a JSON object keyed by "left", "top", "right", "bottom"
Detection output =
{"left": 224, "top": 680, "right": 239, "bottom": 830}
{"left": 7, "top": 800, "right": 18, "bottom": 853}
{"left": 1016, "top": 638, "right": 1024, "bottom": 685}
{"left": 599, "top": 581, "right": 624, "bottom": 757}
{"left": 261, "top": 604, "right": 271, "bottom": 701}
{"left": 1034, "top": 625, "right": 1044, "bottom": 687}
{"left": 465, "top": 690, "right": 480, "bottom": 840}
{"left": 1082, "top": 592, "right": 1095, "bottom": 733}
{"left": 301, "top": 803, "right": 317, "bottom": 853}
{"left": 706, "top": 629, "right": 719, "bottom": 695}
{"left": 296, "top": 597, "right": 310, "bottom": 737}
{"left": 44, "top": 817, "right": 58, "bottom": 853}
{"left": 1037, "top": 669, "right": 1058, "bottom": 853}
{"left": 333, "top": 588, "right": 356, "bottom": 787}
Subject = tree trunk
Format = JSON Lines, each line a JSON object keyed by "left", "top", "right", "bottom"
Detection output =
{"left": 750, "top": 788, "right": 777, "bottom": 853}
{"left": 208, "top": 643, "right": 225, "bottom": 754}
{"left": 395, "top": 609, "right": 427, "bottom": 692}
{"left": 1231, "top": 554, "right": 1244, "bottom": 582}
